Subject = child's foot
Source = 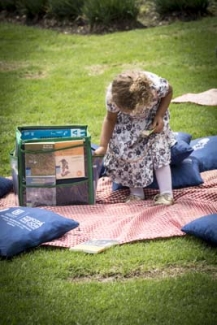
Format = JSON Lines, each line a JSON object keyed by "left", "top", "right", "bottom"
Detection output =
{"left": 125, "top": 195, "right": 143, "bottom": 203}
{"left": 153, "top": 193, "right": 174, "bottom": 206}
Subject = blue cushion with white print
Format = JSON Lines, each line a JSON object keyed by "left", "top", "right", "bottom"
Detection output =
{"left": 190, "top": 136, "right": 217, "bottom": 172}
{"left": 0, "top": 207, "right": 79, "bottom": 258}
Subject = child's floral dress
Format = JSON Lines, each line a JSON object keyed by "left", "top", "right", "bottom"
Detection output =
{"left": 103, "top": 71, "right": 176, "bottom": 188}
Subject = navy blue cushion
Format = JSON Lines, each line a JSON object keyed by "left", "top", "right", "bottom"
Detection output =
{"left": 190, "top": 136, "right": 217, "bottom": 172}
{"left": 0, "top": 177, "right": 13, "bottom": 198}
{"left": 182, "top": 214, "right": 217, "bottom": 245}
{"left": 112, "top": 182, "right": 128, "bottom": 192}
{"left": 0, "top": 207, "right": 79, "bottom": 257}
{"left": 113, "top": 157, "right": 203, "bottom": 191}
{"left": 170, "top": 140, "right": 194, "bottom": 166}
{"left": 173, "top": 131, "right": 192, "bottom": 144}
{"left": 149, "top": 157, "right": 203, "bottom": 189}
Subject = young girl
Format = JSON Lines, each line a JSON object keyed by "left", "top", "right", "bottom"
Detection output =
{"left": 94, "top": 70, "right": 176, "bottom": 205}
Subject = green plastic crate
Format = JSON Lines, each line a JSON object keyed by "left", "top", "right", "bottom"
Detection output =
{"left": 14, "top": 125, "right": 95, "bottom": 206}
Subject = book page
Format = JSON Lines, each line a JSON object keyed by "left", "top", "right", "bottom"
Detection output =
{"left": 25, "top": 142, "right": 56, "bottom": 176}
{"left": 55, "top": 140, "right": 85, "bottom": 179}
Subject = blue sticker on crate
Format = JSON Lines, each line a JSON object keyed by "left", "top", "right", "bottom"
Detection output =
{"left": 21, "top": 128, "right": 87, "bottom": 140}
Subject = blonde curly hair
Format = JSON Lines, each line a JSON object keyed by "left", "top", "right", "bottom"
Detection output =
{"left": 111, "top": 71, "right": 154, "bottom": 112}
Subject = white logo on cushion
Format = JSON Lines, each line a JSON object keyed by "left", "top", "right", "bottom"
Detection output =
{"left": 193, "top": 138, "right": 210, "bottom": 150}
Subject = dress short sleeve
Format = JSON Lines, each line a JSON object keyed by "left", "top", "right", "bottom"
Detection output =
{"left": 146, "top": 72, "right": 170, "bottom": 98}
{"left": 105, "top": 83, "right": 120, "bottom": 113}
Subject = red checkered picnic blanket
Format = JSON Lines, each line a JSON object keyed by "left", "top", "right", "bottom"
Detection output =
{"left": 1, "top": 170, "right": 217, "bottom": 248}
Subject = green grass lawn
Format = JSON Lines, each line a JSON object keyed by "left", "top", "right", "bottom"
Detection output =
{"left": 0, "top": 16, "right": 217, "bottom": 325}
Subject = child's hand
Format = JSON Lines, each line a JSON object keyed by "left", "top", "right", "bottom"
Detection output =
{"left": 151, "top": 116, "right": 164, "bottom": 133}
{"left": 93, "top": 146, "right": 106, "bottom": 156}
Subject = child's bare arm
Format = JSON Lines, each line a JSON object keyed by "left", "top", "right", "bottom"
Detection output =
{"left": 94, "top": 111, "right": 118, "bottom": 156}
{"left": 152, "top": 84, "right": 173, "bottom": 132}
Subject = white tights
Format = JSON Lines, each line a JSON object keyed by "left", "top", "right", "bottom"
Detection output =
{"left": 154, "top": 164, "right": 173, "bottom": 197}
{"left": 129, "top": 165, "right": 173, "bottom": 199}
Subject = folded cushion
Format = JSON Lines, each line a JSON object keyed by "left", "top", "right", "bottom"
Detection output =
{"left": 170, "top": 140, "right": 194, "bottom": 166}
{"left": 173, "top": 131, "right": 192, "bottom": 144}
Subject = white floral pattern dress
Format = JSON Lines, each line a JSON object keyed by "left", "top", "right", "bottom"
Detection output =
{"left": 103, "top": 71, "right": 176, "bottom": 188}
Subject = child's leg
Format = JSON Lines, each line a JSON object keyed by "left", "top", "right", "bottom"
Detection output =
{"left": 129, "top": 187, "right": 145, "bottom": 200}
{"left": 154, "top": 165, "right": 173, "bottom": 197}
{"left": 125, "top": 187, "right": 144, "bottom": 203}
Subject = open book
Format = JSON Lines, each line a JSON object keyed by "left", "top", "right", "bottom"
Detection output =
{"left": 69, "top": 239, "right": 120, "bottom": 254}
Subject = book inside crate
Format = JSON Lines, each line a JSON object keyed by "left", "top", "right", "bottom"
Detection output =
{"left": 11, "top": 126, "right": 103, "bottom": 207}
